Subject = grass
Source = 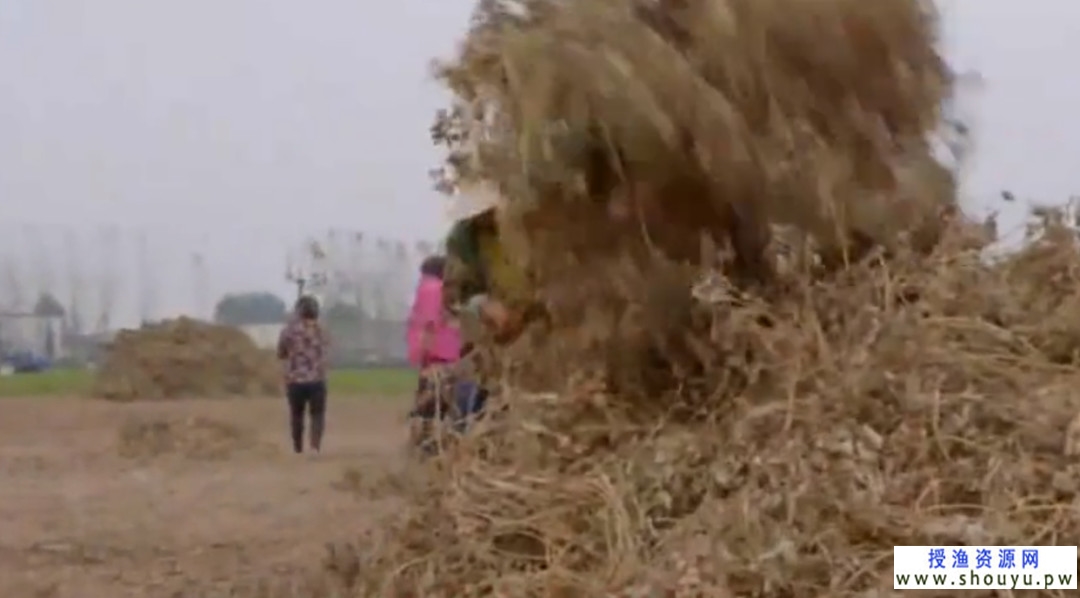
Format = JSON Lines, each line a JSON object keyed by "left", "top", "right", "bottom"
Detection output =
{"left": 328, "top": 368, "right": 418, "bottom": 397}
{"left": 0, "top": 367, "right": 418, "bottom": 399}
{"left": 0, "top": 368, "right": 93, "bottom": 398}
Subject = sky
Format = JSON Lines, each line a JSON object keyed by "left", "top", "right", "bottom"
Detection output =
{"left": 0, "top": 0, "right": 1078, "bottom": 324}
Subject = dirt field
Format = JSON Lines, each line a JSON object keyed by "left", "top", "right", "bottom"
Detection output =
{"left": 0, "top": 396, "right": 410, "bottom": 598}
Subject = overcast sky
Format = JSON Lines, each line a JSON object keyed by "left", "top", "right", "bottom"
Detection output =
{"left": 0, "top": 0, "right": 1077, "bottom": 324}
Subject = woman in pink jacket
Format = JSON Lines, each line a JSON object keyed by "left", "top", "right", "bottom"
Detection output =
{"left": 406, "top": 256, "right": 462, "bottom": 443}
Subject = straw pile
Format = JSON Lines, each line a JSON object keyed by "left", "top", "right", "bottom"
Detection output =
{"left": 116, "top": 415, "right": 263, "bottom": 460}
{"left": 431, "top": 0, "right": 952, "bottom": 288}
{"left": 326, "top": 220, "right": 1080, "bottom": 598}
{"left": 310, "top": 0, "right": 1080, "bottom": 597}
{"left": 92, "top": 317, "right": 279, "bottom": 401}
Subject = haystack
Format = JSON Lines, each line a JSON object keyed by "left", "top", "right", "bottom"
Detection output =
{"left": 432, "top": 0, "right": 952, "bottom": 287}
{"left": 326, "top": 223, "right": 1080, "bottom": 598}
{"left": 92, "top": 317, "right": 279, "bottom": 401}
{"left": 300, "top": 0, "right": 1080, "bottom": 597}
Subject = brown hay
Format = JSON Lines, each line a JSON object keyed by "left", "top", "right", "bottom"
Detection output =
{"left": 116, "top": 415, "right": 260, "bottom": 460}
{"left": 319, "top": 218, "right": 1080, "bottom": 598}
{"left": 92, "top": 317, "right": 279, "bottom": 401}
{"left": 432, "top": 0, "right": 952, "bottom": 284}
{"left": 270, "top": 0, "right": 1080, "bottom": 596}
{"left": 333, "top": 464, "right": 418, "bottom": 500}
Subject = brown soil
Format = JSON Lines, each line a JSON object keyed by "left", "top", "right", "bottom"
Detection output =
{"left": 0, "top": 396, "right": 409, "bottom": 598}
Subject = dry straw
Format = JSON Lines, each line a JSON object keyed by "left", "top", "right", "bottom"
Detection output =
{"left": 93, "top": 317, "right": 279, "bottom": 401}
{"left": 309, "top": 0, "right": 1080, "bottom": 596}
{"left": 432, "top": 0, "right": 952, "bottom": 280}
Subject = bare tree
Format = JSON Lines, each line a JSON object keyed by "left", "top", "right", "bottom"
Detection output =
{"left": 349, "top": 231, "right": 370, "bottom": 313}
{"left": 293, "top": 231, "right": 437, "bottom": 322}
{"left": 137, "top": 230, "right": 157, "bottom": 324}
{"left": 93, "top": 225, "right": 121, "bottom": 333}
{"left": 63, "top": 229, "right": 85, "bottom": 334}
{"left": 285, "top": 235, "right": 330, "bottom": 302}
{"left": 388, "top": 240, "right": 412, "bottom": 319}
{"left": 363, "top": 237, "right": 391, "bottom": 320}
{"left": 190, "top": 251, "right": 208, "bottom": 320}
{"left": 313, "top": 229, "right": 369, "bottom": 311}
{"left": 325, "top": 228, "right": 357, "bottom": 306}
{"left": 24, "top": 223, "right": 54, "bottom": 301}
{"left": 2, "top": 256, "right": 25, "bottom": 311}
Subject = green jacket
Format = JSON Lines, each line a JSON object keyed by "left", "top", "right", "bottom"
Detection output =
{"left": 444, "top": 218, "right": 531, "bottom": 307}
{"left": 444, "top": 219, "right": 488, "bottom": 308}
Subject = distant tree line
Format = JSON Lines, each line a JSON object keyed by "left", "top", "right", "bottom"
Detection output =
{"left": 212, "top": 292, "right": 287, "bottom": 326}
{"left": 210, "top": 290, "right": 407, "bottom": 365}
{"left": 0, "top": 226, "right": 436, "bottom": 359}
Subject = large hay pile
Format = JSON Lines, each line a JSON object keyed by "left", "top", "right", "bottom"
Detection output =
{"left": 332, "top": 223, "right": 1080, "bottom": 598}
{"left": 314, "top": 0, "right": 1080, "bottom": 597}
{"left": 432, "top": 0, "right": 952, "bottom": 286}
{"left": 92, "top": 317, "right": 280, "bottom": 401}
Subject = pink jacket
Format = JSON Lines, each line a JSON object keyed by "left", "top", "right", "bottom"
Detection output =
{"left": 406, "top": 275, "right": 461, "bottom": 366}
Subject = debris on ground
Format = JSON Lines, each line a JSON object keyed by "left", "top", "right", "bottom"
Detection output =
{"left": 116, "top": 415, "right": 261, "bottom": 460}
{"left": 92, "top": 317, "right": 280, "bottom": 401}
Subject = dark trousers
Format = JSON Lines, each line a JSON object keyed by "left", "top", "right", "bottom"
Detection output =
{"left": 410, "top": 359, "right": 452, "bottom": 420}
{"left": 410, "top": 367, "right": 487, "bottom": 420}
{"left": 452, "top": 380, "right": 488, "bottom": 433}
{"left": 286, "top": 380, "right": 327, "bottom": 453}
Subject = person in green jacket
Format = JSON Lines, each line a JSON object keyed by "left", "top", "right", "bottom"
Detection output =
{"left": 443, "top": 183, "right": 534, "bottom": 344}
{"left": 443, "top": 180, "right": 637, "bottom": 340}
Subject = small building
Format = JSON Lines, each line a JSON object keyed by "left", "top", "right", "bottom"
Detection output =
{"left": 237, "top": 318, "right": 408, "bottom": 366}
{"left": 238, "top": 322, "right": 286, "bottom": 350}
{"left": 0, "top": 311, "right": 66, "bottom": 360}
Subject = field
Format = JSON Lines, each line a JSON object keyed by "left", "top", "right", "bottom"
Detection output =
{"left": 0, "top": 370, "right": 418, "bottom": 597}
{"left": 0, "top": 367, "right": 419, "bottom": 398}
